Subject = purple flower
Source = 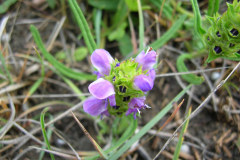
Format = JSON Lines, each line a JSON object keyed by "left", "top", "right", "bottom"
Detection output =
{"left": 135, "top": 50, "right": 157, "bottom": 71}
{"left": 89, "top": 78, "right": 115, "bottom": 99}
{"left": 147, "top": 69, "right": 156, "bottom": 81}
{"left": 84, "top": 48, "right": 157, "bottom": 119}
{"left": 91, "top": 49, "right": 114, "bottom": 76}
{"left": 133, "top": 75, "right": 154, "bottom": 92}
{"left": 84, "top": 49, "right": 116, "bottom": 117}
{"left": 126, "top": 96, "right": 146, "bottom": 119}
{"left": 83, "top": 96, "right": 107, "bottom": 116}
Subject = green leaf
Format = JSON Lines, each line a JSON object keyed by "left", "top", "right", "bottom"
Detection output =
{"left": 117, "top": 34, "right": 133, "bottom": 56}
{"left": 112, "top": 0, "right": 128, "bottom": 25}
{"left": 74, "top": 47, "right": 88, "bottom": 61}
{"left": 30, "top": 25, "right": 96, "bottom": 81}
{"left": 149, "top": 0, "right": 173, "bottom": 19}
{"left": 47, "top": 0, "right": 56, "bottom": 9}
{"left": 108, "top": 85, "right": 192, "bottom": 160}
{"left": 88, "top": 0, "right": 119, "bottom": 10}
{"left": 0, "top": 0, "right": 17, "bottom": 14}
{"left": 177, "top": 54, "right": 204, "bottom": 85}
{"left": 150, "top": 14, "right": 187, "bottom": 51}
{"left": 68, "top": 0, "right": 97, "bottom": 54}
{"left": 55, "top": 51, "right": 66, "bottom": 60}
{"left": 125, "top": 0, "right": 138, "bottom": 11}
{"left": 108, "top": 22, "right": 127, "bottom": 41}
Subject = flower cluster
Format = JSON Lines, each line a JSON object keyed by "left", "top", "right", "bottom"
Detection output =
{"left": 83, "top": 48, "right": 157, "bottom": 119}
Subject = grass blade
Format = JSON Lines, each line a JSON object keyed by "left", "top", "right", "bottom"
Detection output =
{"left": 39, "top": 114, "right": 54, "bottom": 160}
{"left": 108, "top": 84, "right": 192, "bottom": 160}
{"left": 94, "top": 9, "right": 102, "bottom": 47}
{"left": 23, "top": 77, "right": 44, "bottom": 104}
{"left": 30, "top": 25, "right": 96, "bottom": 81}
{"left": 61, "top": 76, "right": 86, "bottom": 101}
{"left": 0, "top": 51, "right": 13, "bottom": 84}
{"left": 0, "top": 0, "right": 17, "bottom": 14}
{"left": 40, "top": 107, "right": 55, "bottom": 160}
{"left": 33, "top": 46, "right": 45, "bottom": 78}
{"left": 137, "top": 0, "right": 144, "bottom": 51}
{"left": 149, "top": 14, "right": 187, "bottom": 50}
{"left": 68, "top": 0, "right": 97, "bottom": 54}
{"left": 190, "top": 0, "right": 206, "bottom": 38}
{"left": 172, "top": 106, "right": 192, "bottom": 160}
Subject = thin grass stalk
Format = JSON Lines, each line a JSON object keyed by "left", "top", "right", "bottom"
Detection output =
{"left": 0, "top": 51, "right": 13, "bottom": 84}
{"left": 137, "top": 0, "right": 144, "bottom": 51}
{"left": 94, "top": 9, "right": 102, "bottom": 47}
{"left": 40, "top": 107, "right": 55, "bottom": 160}
{"left": 172, "top": 107, "right": 192, "bottom": 160}
{"left": 31, "top": 146, "right": 77, "bottom": 159}
{"left": 71, "top": 111, "right": 109, "bottom": 159}
{"left": 0, "top": 93, "right": 15, "bottom": 139}
{"left": 39, "top": 114, "right": 54, "bottom": 160}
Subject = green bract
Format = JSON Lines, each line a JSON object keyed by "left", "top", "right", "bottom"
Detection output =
{"left": 204, "top": 0, "right": 240, "bottom": 63}
{"left": 106, "top": 59, "right": 147, "bottom": 117}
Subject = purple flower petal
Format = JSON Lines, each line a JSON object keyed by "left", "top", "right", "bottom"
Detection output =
{"left": 128, "top": 96, "right": 146, "bottom": 109}
{"left": 89, "top": 78, "right": 115, "bottom": 99}
{"left": 83, "top": 96, "right": 107, "bottom": 116}
{"left": 91, "top": 49, "right": 114, "bottom": 76}
{"left": 135, "top": 50, "right": 156, "bottom": 71}
{"left": 126, "top": 108, "right": 138, "bottom": 119}
{"left": 100, "top": 110, "right": 110, "bottom": 119}
{"left": 93, "top": 71, "right": 103, "bottom": 79}
{"left": 133, "top": 75, "right": 153, "bottom": 92}
{"left": 108, "top": 95, "right": 116, "bottom": 107}
{"left": 147, "top": 69, "right": 156, "bottom": 81}
{"left": 102, "top": 110, "right": 110, "bottom": 116}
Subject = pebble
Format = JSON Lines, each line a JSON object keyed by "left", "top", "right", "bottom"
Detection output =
{"left": 180, "top": 144, "right": 190, "bottom": 153}
{"left": 211, "top": 72, "right": 220, "bottom": 81}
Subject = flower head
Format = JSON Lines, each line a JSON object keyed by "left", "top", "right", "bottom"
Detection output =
{"left": 83, "top": 48, "right": 157, "bottom": 119}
